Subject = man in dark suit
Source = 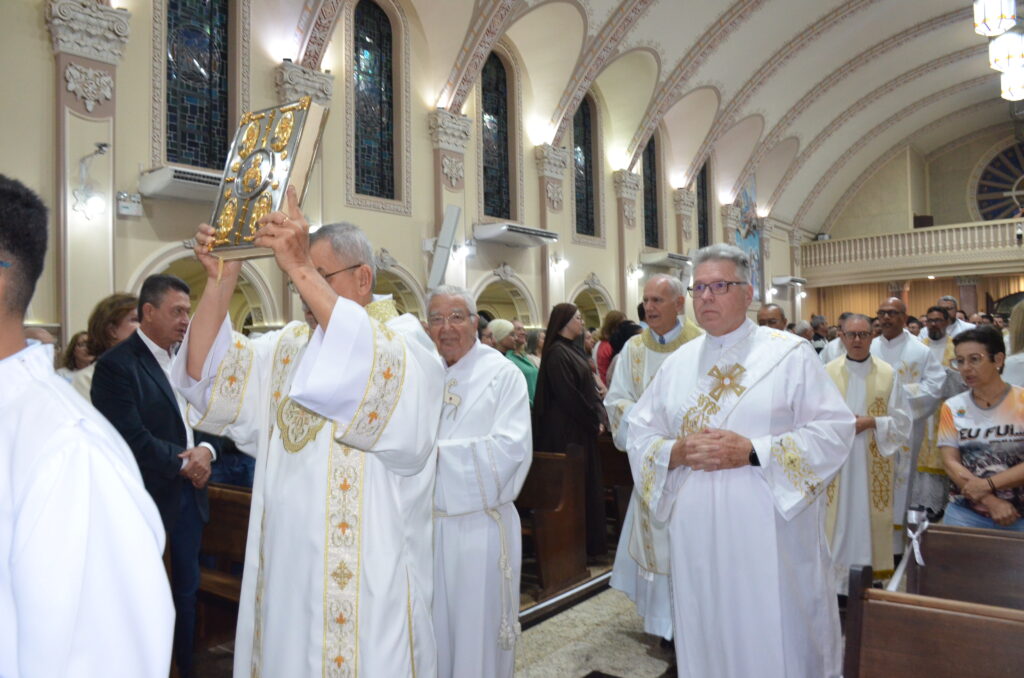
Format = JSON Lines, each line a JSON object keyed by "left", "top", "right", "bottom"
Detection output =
{"left": 92, "top": 274, "right": 219, "bottom": 678}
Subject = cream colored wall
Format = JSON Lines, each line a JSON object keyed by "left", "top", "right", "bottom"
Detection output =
{"left": 928, "top": 127, "right": 1009, "bottom": 226}
{"left": 829, "top": 148, "right": 910, "bottom": 238}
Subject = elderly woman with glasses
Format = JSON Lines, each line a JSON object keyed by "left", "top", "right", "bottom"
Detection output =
{"left": 938, "top": 326, "right": 1024, "bottom": 531}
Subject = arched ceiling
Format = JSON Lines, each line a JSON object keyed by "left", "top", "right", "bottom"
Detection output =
{"left": 287, "top": 0, "right": 1005, "bottom": 233}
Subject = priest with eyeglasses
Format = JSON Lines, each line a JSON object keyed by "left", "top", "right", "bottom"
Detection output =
{"left": 624, "top": 243, "right": 855, "bottom": 678}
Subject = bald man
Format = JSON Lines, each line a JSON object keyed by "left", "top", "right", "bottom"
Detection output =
{"left": 870, "top": 297, "right": 945, "bottom": 554}
{"left": 756, "top": 304, "right": 787, "bottom": 330}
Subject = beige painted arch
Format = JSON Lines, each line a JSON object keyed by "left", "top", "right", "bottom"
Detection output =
{"left": 567, "top": 277, "right": 615, "bottom": 329}
{"left": 374, "top": 260, "right": 427, "bottom": 319}
{"left": 471, "top": 271, "right": 539, "bottom": 326}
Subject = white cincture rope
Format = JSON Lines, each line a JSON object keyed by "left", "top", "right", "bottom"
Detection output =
{"left": 486, "top": 506, "right": 521, "bottom": 650}
{"left": 886, "top": 508, "right": 929, "bottom": 592}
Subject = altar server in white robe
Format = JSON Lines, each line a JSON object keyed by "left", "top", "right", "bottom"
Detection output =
{"left": 625, "top": 244, "right": 855, "bottom": 678}
{"left": 174, "top": 193, "right": 444, "bottom": 678}
{"left": 605, "top": 273, "right": 701, "bottom": 640}
{"left": 871, "top": 297, "right": 945, "bottom": 551}
{"left": 824, "top": 314, "right": 911, "bottom": 593}
{"left": 426, "top": 286, "right": 531, "bottom": 678}
{"left": 0, "top": 173, "right": 174, "bottom": 678}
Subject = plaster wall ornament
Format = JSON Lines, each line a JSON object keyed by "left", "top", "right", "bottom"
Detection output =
{"left": 428, "top": 109, "right": 472, "bottom": 153}
{"left": 493, "top": 263, "right": 515, "bottom": 281}
{"left": 376, "top": 248, "right": 397, "bottom": 271}
{"left": 441, "top": 153, "right": 465, "bottom": 190}
{"left": 613, "top": 170, "right": 641, "bottom": 202}
{"left": 887, "top": 281, "right": 906, "bottom": 294}
{"left": 584, "top": 272, "right": 602, "bottom": 289}
{"left": 623, "top": 202, "right": 637, "bottom": 229}
{"left": 47, "top": 0, "right": 130, "bottom": 65}
{"left": 65, "top": 62, "right": 113, "bottom": 112}
{"left": 275, "top": 60, "right": 334, "bottom": 105}
{"left": 534, "top": 144, "right": 570, "bottom": 179}
{"left": 721, "top": 204, "right": 741, "bottom": 243}
{"left": 956, "top": 276, "right": 980, "bottom": 286}
{"left": 673, "top": 187, "right": 696, "bottom": 214}
{"left": 545, "top": 180, "right": 564, "bottom": 211}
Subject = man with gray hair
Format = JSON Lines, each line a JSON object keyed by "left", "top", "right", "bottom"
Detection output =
{"left": 604, "top": 272, "right": 702, "bottom": 641}
{"left": 426, "top": 285, "right": 531, "bottom": 678}
{"left": 625, "top": 243, "right": 854, "bottom": 678}
{"left": 173, "top": 189, "right": 444, "bottom": 677}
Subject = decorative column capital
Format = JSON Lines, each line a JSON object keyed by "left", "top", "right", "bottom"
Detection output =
{"left": 534, "top": 143, "right": 569, "bottom": 179}
{"left": 376, "top": 248, "right": 397, "bottom": 271}
{"left": 613, "top": 170, "right": 641, "bottom": 202}
{"left": 428, "top": 109, "right": 472, "bottom": 153}
{"left": 721, "top": 204, "right": 740, "bottom": 243}
{"left": 788, "top": 229, "right": 803, "bottom": 247}
{"left": 584, "top": 272, "right": 602, "bottom": 289}
{"left": 47, "top": 0, "right": 130, "bottom": 65}
{"left": 956, "top": 276, "right": 980, "bottom": 286}
{"left": 887, "top": 281, "right": 906, "bottom": 294}
{"left": 493, "top": 263, "right": 516, "bottom": 281}
{"left": 673, "top": 187, "right": 696, "bottom": 214}
{"left": 275, "top": 60, "right": 334, "bottom": 105}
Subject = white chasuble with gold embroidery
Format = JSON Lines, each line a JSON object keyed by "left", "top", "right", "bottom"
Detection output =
{"left": 870, "top": 330, "right": 945, "bottom": 550}
{"left": 823, "top": 355, "right": 910, "bottom": 593}
{"left": 173, "top": 296, "right": 444, "bottom": 678}
{"left": 625, "top": 320, "right": 854, "bottom": 678}
{"left": 432, "top": 341, "right": 531, "bottom": 678}
{"left": 604, "top": 322, "right": 701, "bottom": 641}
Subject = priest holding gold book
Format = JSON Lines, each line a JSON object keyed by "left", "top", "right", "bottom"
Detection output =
{"left": 171, "top": 187, "right": 444, "bottom": 677}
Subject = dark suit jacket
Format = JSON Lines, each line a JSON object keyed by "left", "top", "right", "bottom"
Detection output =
{"left": 91, "top": 331, "right": 217, "bottom": 531}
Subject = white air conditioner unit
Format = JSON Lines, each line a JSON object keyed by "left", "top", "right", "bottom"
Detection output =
{"left": 640, "top": 251, "right": 692, "bottom": 268}
{"left": 473, "top": 222, "right": 558, "bottom": 248}
{"left": 138, "top": 166, "right": 221, "bottom": 202}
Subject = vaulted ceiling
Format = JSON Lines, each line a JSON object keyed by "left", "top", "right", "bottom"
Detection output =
{"left": 284, "top": 0, "right": 1005, "bottom": 234}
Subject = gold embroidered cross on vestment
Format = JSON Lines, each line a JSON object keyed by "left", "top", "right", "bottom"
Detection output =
{"left": 707, "top": 363, "right": 747, "bottom": 401}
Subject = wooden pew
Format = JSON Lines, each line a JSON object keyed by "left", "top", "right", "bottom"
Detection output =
{"left": 844, "top": 565, "right": 1024, "bottom": 678}
{"left": 906, "top": 524, "right": 1024, "bottom": 610}
{"left": 517, "top": 444, "right": 589, "bottom": 601}
{"left": 196, "top": 483, "right": 251, "bottom": 648}
{"left": 598, "top": 432, "right": 633, "bottom": 534}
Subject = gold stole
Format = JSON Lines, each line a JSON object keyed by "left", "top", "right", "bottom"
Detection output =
{"left": 917, "top": 336, "right": 955, "bottom": 475}
{"left": 824, "top": 356, "right": 895, "bottom": 578}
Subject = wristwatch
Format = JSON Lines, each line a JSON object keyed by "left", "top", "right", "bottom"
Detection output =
{"left": 748, "top": 448, "right": 760, "bottom": 466}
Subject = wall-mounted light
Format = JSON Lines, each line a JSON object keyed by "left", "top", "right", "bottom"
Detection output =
{"left": 799, "top": 291, "right": 807, "bottom": 299}
{"left": 549, "top": 254, "right": 569, "bottom": 273}
{"left": 452, "top": 240, "right": 476, "bottom": 261}
{"left": 626, "top": 264, "right": 644, "bottom": 282}
{"left": 927, "top": 275, "right": 936, "bottom": 280}
{"left": 72, "top": 142, "right": 109, "bottom": 221}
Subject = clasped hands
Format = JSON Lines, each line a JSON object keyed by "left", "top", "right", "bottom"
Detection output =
{"left": 669, "top": 428, "right": 753, "bottom": 471}
{"left": 179, "top": 446, "right": 213, "bottom": 489}
{"left": 959, "top": 472, "right": 1019, "bottom": 526}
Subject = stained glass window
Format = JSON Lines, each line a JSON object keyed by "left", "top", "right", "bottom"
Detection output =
{"left": 573, "top": 96, "right": 596, "bottom": 237}
{"left": 696, "top": 161, "right": 710, "bottom": 248}
{"left": 643, "top": 137, "right": 659, "bottom": 248}
{"left": 482, "top": 53, "right": 511, "bottom": 219}
{"left": 165, "top": 0, "right": 229, "bottom": 169}
{"left": 354, "top": 0, "right": 395, "bottom": 199}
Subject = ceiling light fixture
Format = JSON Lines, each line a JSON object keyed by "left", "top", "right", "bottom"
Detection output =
{"left": 975, "top": 0, "right": 1016, "bottom": 37}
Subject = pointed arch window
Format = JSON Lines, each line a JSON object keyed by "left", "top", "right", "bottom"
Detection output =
{"left": 165, "top": 0, "right": 230, "bottom": 168}
{"left": 573, "top": 95, "right": 597, "bottom": 236}
{"left": 696, "top": 161, "right": 710, "bottom": 248}
{"left": 353, "top": 0, "right": 395, "bottom": 199}
{"left": 642, "top": 137, "right": 660, "bottom": 248}
{"left": 481, "top": 53, "right": 511, "bottom": 219}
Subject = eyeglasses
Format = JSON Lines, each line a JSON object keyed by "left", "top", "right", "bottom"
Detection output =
{"left": 842, "top": 331, "right": 872, "bottom": 340}
{"left": 876, "top": 309, "right": 903, "bottom": 317}
{"left": 288, "top": 262, "right": 363, "bottom": 294}
{"left": 950, "top": 354, "right": 992, "bottom": 370}
{"left": 925, "top": 317, "right": 947, "bottom": 324}
{"left": 687, "top": 281, "right": 747, "bottom": 297}
{"left": 427, "top": 311, "right": 472, "bottom": 327}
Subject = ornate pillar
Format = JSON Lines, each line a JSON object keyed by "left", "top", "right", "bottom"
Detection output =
{"left": 535, "top": 143, "right": 569, "bottom": 314}
{"left": 673, "top": 187, "right": 696, "bottom": 252}
{"left": 956, "top": 275, "right": 980, "bottom": 315}
{"left": 613, "top": 170, "right": 641, "bottom": 309}
{"left": 428, "top": 110, "right": 471, "bottom": 287}
{"left": 720, "top": 204, "right": 740, "bottom": 245}
{"left": 789, "top": 230, "right": 804, "bottom": 321}
{"left": 47, "top": 0, "right": 130, "bottom": 342}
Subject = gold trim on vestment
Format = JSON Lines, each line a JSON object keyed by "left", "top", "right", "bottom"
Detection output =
{"left": 366, "top": 297, "right": 399, "bottom": 324}
{"left": 193, "top": 331, "right": 254, "bottom": 434}
{"left": 640, "top": 318, "right": 703, "bottom": 354}
{"left": 771, "top": 434, "right": 823, "bottom": 499}
{"left": 336, "top": 320, "right": 406, "bottom": 450}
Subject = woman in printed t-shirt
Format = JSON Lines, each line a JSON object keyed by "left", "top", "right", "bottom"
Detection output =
{"left": 937, "top": 326, "right": 1024, "bottom": 531}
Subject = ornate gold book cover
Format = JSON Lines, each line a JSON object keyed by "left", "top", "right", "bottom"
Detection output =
{"left": 207, "top": 96, "right": 329, "bottom": 260}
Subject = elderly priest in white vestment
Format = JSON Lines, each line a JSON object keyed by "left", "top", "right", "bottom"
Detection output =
{"left": 604, "top": 273, "right": 701, "bottom": 640}
{"left": 824, "top": 313, "right": 911, "bottom": 593}
{"left": 426, "top": 286, "right": 532, "bottom": 678}
{"left": 0, "top": 174, "right": 174, "bottom": 678}
{"left": 625, "top": 243, "right": 855, "bottom": 678}
{"left": 172, "top": 189, "right": 444, "bottom": 678}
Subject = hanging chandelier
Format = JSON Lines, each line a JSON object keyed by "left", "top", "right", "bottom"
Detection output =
{"left": 975, "top": 0, "right": 1017, "bottom": 37}
{"left": 990, "top": 27, "right": 1024, "bottom": 71}
{"left": 1001, "top": 67, "right": 1024, "bottom": 100}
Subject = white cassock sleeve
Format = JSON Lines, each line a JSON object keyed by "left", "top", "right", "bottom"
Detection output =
{"left": 604, "top": 342, "right": 640, "bottom": 452}
{"left": 290, "top": 297, "right": 443, "bottom": 476}
{"left": 874, "top": 372, "right": 912, "bottom": 459}
{"left": 171, "top": 314, "right": 282, "bottom": 455}
{"left": 749, "top": 343, "right": 856, "bottom": 521}
{"left": 11, "top": 426, "right": 174, "bottom": 678}
{"left": 903, "top": 349, "right": 946, "bottom": 421}
{"left": 624, "top": 366, "right": 685, "bottom": 523}
{"left": 435, "top": 368, "right": 532, "bottom": 515}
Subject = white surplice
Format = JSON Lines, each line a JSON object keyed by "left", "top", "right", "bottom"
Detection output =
{"left": 172, "top": 297, "right": 443, "bottom": 678}
{"left": 432, "top": 341, "right": 532, "bottom": 678}
{"left": 914, "top": 335, "right": 965, "bottom": 512}
{"left": 870, "top": 329, "right": 945, "bottom": 548}
{"left": 626, "top": 320, "right": 854, "bottom": 678}
{"left": 825, "top": 355, "right": 910, "bottom": 594}
{"left": 603, "top": 321, "right": 701, "bottom": 640}
{"left": 1, "top": 343, "right": 173, "bottom": 678}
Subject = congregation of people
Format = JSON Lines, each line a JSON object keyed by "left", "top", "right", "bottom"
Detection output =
{"left": 4, "top": 169, "right": 1024, "bottom": 678}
